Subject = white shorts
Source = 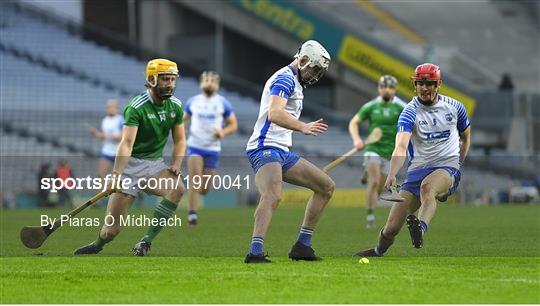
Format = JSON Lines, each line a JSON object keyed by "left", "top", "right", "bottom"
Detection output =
{"left": 120, "top": 157, "right": 169, "bottom": 197}
{"left": 363, "top": 151, "right": 390, "bottom": 174}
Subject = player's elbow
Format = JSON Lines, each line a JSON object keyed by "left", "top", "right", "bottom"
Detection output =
{"left": 392, "top": 146, "right": 407, "bottom": 157}
{"left": 229, "top": 121, "right": 238, "bottom": 133}
{"left": 120, "top": 138, "right": 135, "bottom": 151}
{"left": 267, "top": 108, "right": 279, "bottom": 123}
{"left": 348, "top": 118, "right": 359, "bottom": 130}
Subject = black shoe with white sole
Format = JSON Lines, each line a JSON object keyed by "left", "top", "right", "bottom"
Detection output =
{"left": 406, "top": 214, "right": 423, "bottom": 249}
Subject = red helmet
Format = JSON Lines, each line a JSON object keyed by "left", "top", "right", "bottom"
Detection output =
{"left": 412, "top": 63, "right": 441, "bottom": 81}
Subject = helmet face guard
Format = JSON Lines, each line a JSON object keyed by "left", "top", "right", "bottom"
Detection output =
{"left": 154, "top": 74, "right": 177, "bottom": 100}
{"left": 298, "top": 60, "right": 327, "bottom": 86}
{"left": 295, "top": 40, "right": 331, "bottom": 87}
{"left": 146, "top": 59, "right": 179, "bottom": 100}
{"left": 378, "top": 75, "right": 398, "bottom": 88}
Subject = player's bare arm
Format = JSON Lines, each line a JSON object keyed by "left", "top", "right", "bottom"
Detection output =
{"left": 348, "top": 115, "right": 364, "bottom": 149}
{"left": 268, "top": 95, "right": 327, "bottom": 136}
{"left": 112, "top": 125, "right": 138, "bottom": 176}
{"left": 170, "top": 123, "right": 186, "bottom": 176}
{"left": 214, "top": 113, "right": 238, "bottom": 139}
{"left": 384, "top": 131, "right": 411, "bottom": 189}
{"left": 459, "top": 126, "right": 471, "bottom": 164}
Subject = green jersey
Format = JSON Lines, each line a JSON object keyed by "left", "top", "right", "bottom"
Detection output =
{"left": 356, "top": 96, "right": 406, "bottom": 158}
{"left": 123, "top": 91, "right": 184, "bottom": 159}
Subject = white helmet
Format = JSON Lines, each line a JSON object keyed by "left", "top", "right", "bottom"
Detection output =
{"left": 294, "top": 40, "right": 331, "bottom": 86}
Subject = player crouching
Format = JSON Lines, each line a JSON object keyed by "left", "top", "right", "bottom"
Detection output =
{"left": 74, "top": 59, "right": 187, "bottom": 256}
{"left": 356, "top": 63, "right": 471, "bottom": 256}
{"left": 244, "top": 40, "right": 335, "bottom": 263}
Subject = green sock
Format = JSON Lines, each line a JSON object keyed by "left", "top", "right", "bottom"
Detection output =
{"left": 142, "top": 198, "right": 178, "bottom": 243}
{"left": 92, "top": 235, "right": 110, "bottom": 248}
{"left": 367, "top": 208, "right": 374, "bottom": 215}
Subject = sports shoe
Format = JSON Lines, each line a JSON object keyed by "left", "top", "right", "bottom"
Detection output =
{"left": 188, "top": 213, "right": 198, "bottom": 226}
{"left": 132, "top": 240, "right": 151, "bottom": 256}
{"left": 288, "top": 241, "right": 322, "bottom": 261}
{"left": 366, "top": 214, "right": 375, "bottom": 229}
{"left": 353, "top": 248, "right": 382, "bottom": 257}
{"left": 406, "top": 214, "right": 423, "bottom": 248}
{"left": 74, "top": 242, "right": 103, "bottom": 255}
{"left": 244, "top": 252, "right": 271, "bottom": 263}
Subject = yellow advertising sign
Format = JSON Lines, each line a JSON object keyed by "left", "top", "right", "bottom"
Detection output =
{"left": 282, "top": 188, "right": 367, "bottom": 208}
{"left": 338, "top": 35, "right": 476, "bottom": 116}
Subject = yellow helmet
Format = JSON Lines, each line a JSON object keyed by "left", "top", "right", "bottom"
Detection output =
{"left": 145, "top": 58, "right": 179, "bottom": 87}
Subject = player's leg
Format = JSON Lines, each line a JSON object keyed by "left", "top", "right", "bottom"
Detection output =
{"left": 187, "top": 154, "right": 204, "bottom": 225}
{"left": 355, "top": 190, "right": 420, "bottom": 256}
{"left": 136, "top": 166, "right": 185, "bottom": 255}
{"left": 365, "top": 161, "right": 382, "bottom": 228}
{"left": 247, "top": 162, "right": 283, "bottom": 259}
{"left": 283, "top": 158, "right": 335, "bottom": 260}
{"left": 74, "top": 192, "right": 134, "bottom": 254}
{"left": 406, "top": 169, "right": 453, "bottom": 248}
{"left": 96, "top": 157, "right": 114, "bottom": 206}
{"left": 200, "top": 168, "right": 217, "bottom": 195}
{"left": 97, "top": 157, "right": 113, "bottom": 178}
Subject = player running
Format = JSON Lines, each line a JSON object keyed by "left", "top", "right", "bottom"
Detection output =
{"left": 348, "top": 75, "right": 406, "bottom": 228}
{"left": 87, "top": 99, "right": 123, "bottom": 178}
{"left": 244, "top": 40, "right": 335, "bottom": 263}
{"left": 355, "top": 63, "right": 471, "bottom": 256}
{"left": 183, "top": 71, "right": 238, "bottom": 225}
{"left": 74, "top": 58, "right": 187, "bottom": 256}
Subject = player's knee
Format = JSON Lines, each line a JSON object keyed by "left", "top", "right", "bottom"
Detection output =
{"left": 262, "top": 192, "right": 281, "bottom": 207}
{"left": 317, "top": 178, "right": 335, "bottom": 200}
{"left": 368, "top": 177, "right": 380, "bottom": 189}
{"left": 167, "top": 186, "right": 185, "bottom": 203}
{"left": 254, "top": 194, "right": 280, "bottom": 217}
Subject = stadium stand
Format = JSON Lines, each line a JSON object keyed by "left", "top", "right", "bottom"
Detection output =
{"left": 0, "top": 0, "right": 536, "bottom": 204}
{"left": 304, "top": 0, "right": 539, "bottom": 93}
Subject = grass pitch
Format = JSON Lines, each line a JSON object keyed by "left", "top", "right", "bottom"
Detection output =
{"left": 1, "top": 204, "right": 539, "bottom": 303}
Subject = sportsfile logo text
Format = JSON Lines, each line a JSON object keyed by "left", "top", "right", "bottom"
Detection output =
{"left": 40, "top": 174, "right": 182, "bottom": 193}
{"left": 40, "top": 174, "right": 251, "bottom": 193}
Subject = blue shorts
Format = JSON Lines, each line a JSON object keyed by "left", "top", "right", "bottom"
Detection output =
{"left": 100, "top": 153, "right": 115, "bottom": 163}
{"left": 401, "top": 167, "right": 461, "bottom": 198}
{"left": 246, "top": 146, "right": 300, "bottom": 173}
{"left": 187, "top": 147, "right": 220, "bottom": 169}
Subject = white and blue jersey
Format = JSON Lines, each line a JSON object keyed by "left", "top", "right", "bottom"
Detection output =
{"left": 246, "top": 65, "right": 303, "bottom": 152}
{"left": 185, "top": 93, "right": 233, "bottom": 152}
{"left": 398, "top": 94, "right": 470, "bottom": 171}
{"left": 398, "top": 94, "right": 470, "bottom": 198}
{"left": 101, "top": 114, "right": 123, "bottom": 160}
{"left": 246, "top": 65, "right": 302, "bottom": 173}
